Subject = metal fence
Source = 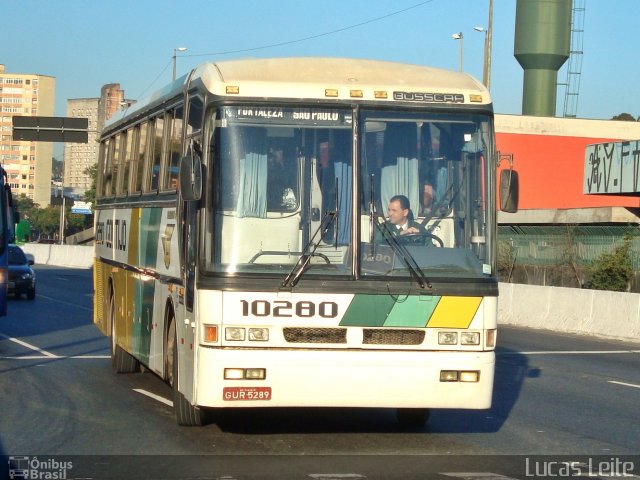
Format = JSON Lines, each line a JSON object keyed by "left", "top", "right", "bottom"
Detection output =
{"left": 498, "top": 225, "right": 640, "bottom": 270}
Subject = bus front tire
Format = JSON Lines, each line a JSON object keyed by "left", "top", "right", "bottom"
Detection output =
{"left": 396, "top": 408, "right": 430, "bottom": 428}
{"left": 171, "top": 324, "right": 207, "bottom": 426}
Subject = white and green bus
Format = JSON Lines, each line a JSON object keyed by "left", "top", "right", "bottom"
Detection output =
{"left": 94, "top": 57, "right": 517, "bottom": 426}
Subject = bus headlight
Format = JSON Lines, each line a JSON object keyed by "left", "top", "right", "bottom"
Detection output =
{"left": 225, "top": 327, "right": 246, "bottom": 341}
{"left": 440, "top": 370, "right": 480, "bottom": 382}
{"left": 440, "top": 370, "right": 459, "bottom": 382}
{"left": 224, "top": 368, "right": 266, "bottom": 380}
{"left": 460, "top": 332, "right": 480, "bottom": 345}
{"left": 248, "top": 328, "right": 269, "bottom": 341}
{"left": 438, "top": 332, "right": 458, "bottom": 345}
{"left": 459, "top": 371, "right": 480, "bottom": 382}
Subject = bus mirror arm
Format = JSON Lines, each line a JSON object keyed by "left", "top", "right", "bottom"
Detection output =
{"left": 179, "top": 152, "right": 203, "bottom": 202}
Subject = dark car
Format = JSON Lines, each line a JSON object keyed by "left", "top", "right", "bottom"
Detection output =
{"left": 8, "top": 244, "right": 36, "bottom": 300}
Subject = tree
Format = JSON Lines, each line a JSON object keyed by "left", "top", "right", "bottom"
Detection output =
{"left": 14, "top": 194, "right": 38, "bottom": 221}
{"left": 31, "top": 205, "right": 61, "bottom": 237}
{"left": 52, "top": 157, "right": 63, "bottom": 183}
{"left": 588, "top": 235, "right": 634, "bottom": 292}
{"left": 610, "top": 113, "right": 637, "bottom": 122}
{"left": 66, "top": 210, "right": 91, "bottom": 235}
{"left": 83, "top": 164, "right": 97, "bottom": 205}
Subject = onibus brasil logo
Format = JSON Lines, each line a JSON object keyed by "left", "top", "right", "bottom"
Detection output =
{"left": 8, "top": 456, "right": 73, "bottom": 479}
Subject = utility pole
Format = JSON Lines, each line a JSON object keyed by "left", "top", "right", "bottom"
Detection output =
{"left": 486, "top": 0, "right": 493, "bottom": 89}
{"left": 59, "top": 162, "right": 65, "bottom": 244}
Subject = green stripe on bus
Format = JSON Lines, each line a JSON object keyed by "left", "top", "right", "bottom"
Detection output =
{"left": 134, "top": 208, "right": 162, "bottom": 363}
{"left": 339, "top": 294, "right": 395, "bottom": 327}
{"left": 140, "top": 208, "right": 162, "bottom": 268}
{"left": 383, "top": 295, "right": 440, "bottom": 327}
{"left": 340, "top": 294, "right": 442, "bottom": 328}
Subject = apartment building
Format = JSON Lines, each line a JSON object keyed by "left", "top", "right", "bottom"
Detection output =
{"left": 0, "top": 64, "right": 55, "bottom": 206}
{"left": 64, "top": 83, "right": 126, "bottom": 198}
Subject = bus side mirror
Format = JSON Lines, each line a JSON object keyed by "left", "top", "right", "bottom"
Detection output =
{"left": 179, "top": 153, "right": 203, "bottom": 202}
{"left": 499, "top": 169, "right": 519, "bottom": 213}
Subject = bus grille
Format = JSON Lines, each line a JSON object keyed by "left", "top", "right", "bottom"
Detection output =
{"left": 363, "top": 329, "right": 425, "bottom": 345}
{"left": 283, "top": 327, "right": 347, "bottom": 344}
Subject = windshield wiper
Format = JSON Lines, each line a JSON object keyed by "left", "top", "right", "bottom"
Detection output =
{"left": 281, "top": 210, "right": 338, "bottom": 289}
{"left": 374, "top": 217, "right": 432, "bottom": 290}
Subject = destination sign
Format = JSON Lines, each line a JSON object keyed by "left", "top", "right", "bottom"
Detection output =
{"left": 224, "top": 107, "right": 352, "bottom": 126}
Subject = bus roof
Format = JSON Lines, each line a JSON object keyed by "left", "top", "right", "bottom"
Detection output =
{"left": 105, "top": 57, "right": 490, "bottom": 132}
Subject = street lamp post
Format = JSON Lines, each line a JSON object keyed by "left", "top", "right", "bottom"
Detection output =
{"left": 474, "top": 27, "right": 489, "bottom": 88}
{"left": 452, "top": 32, "right": 463, "bottom": 72}
{"left": 474, "top": 0, "right": 493, "bottom": 89}
{"left": 59, "top": 165, "right": 65, "bottom": 245}
{"left": 172, "top": 47, "right": 188, "bottom": 81}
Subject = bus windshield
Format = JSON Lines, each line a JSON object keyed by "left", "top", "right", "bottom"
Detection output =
{"left": 207, "top": 105, "right": 354, "bottom": 276}
{"left": 205, "top": 105, "right": 494, "bottom": 282}
{"left": 360, "top": 110, "right": 494, "bottom": 281}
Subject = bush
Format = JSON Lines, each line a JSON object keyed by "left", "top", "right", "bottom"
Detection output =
{"left": 588, "top": 235, "right": 633, "bottom": 291}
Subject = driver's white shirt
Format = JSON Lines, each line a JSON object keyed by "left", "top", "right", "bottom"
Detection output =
{"left": 398, "top": 220, "right": 409, "bottom": 231}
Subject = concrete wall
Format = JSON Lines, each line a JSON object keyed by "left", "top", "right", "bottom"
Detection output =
{"left": 22, "top": 243, "right": 94, "bottom": 269}
{"left": 499, "top": 282, "right": 640, "bottom": 342}
{"left": 21, "top": 244, "right": 639, "bottom": 342}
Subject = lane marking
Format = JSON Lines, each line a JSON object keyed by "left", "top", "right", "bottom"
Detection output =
{"left": 499, "top": 350, "right": 640, "bottom": 355}
{"left": 37, "top": 293, "right": 92, "bottom": 311}
{"left": 608, "top": 380, "right": 640, "bottom": 389}
{"left": 133, "top": 388, "right": 173, "bottom": 407}
{"left": 0, "top": 355, "right": 110, "bottom": 360}
{"left": 0, "top": 333, "right": 57, "bottom": 357}
{"left": 68, "top": 355, "right": 110, "bottom": 359}
{"left": 441, "top": 474, "right": 520, "bottom": 480}
{"left": 309, "top": 475, "right": 367, "bottom": 479}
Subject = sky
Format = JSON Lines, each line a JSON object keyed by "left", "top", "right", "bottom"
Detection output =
{"left": 2, "top": 0, "right": 639, "bottom": 128}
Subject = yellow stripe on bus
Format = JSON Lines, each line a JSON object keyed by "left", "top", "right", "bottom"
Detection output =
{"left": 426, "top": 296, "right": 482, "bottom": 329}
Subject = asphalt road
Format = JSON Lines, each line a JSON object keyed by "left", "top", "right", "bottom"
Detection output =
{"left": 1, "top": 265, "right": 639, "bottom": 479}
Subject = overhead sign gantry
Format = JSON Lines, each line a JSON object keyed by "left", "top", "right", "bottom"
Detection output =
{"left": 12, "top": 116, "right": 88, "bottom": 143}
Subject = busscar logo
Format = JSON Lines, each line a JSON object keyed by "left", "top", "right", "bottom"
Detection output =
{"left": 393, "top": 91, "right": 465, "bottom": 104}
{"left": 8, "top": 456, "right": 73, "bottom": 479}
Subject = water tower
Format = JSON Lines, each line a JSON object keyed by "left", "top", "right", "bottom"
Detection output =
{"left": 514, "top": 0, "right": 572, "bottom": 116}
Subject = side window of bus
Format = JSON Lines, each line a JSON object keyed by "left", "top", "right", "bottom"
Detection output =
{"left": 127, "top": 127, "right": 138, "bottom": 195}
{"left": 164, "top": 106, "right": 183, "bottom": 191}
{"left": 149, "top": 116, "right": 164, "bottom": 192}
{"left": 111, "top": 133, "right": 122, "bottom": 197}
{"left": 133, "top": 122, "right": 148, "bottom": 194}
{"left": 119, "top": 130, "right": 133, "bottom": 196}
{"left": 98, "top": 139, "right": 110, "bottom": 199}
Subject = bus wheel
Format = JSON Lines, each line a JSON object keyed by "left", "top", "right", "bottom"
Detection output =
{"left": 396, "top": 408, "right": 430, "bottom": 428}
{"left": 170, "top": 321, "right": 206, "bottom": 426}
{"left": 110, "top": 293, "right": 139, "bottom": 374}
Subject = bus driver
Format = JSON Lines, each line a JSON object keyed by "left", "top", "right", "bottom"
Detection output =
{"left": 386, "top": 195, "right": 425, "bottom": 236}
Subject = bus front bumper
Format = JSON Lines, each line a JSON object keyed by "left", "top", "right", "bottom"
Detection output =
{"left": 194, "top": 347, "right": 495, "bottom": 409}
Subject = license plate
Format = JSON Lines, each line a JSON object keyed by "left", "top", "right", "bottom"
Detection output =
{"left": 223, "top": 386, "right": 272, "bottom": 401}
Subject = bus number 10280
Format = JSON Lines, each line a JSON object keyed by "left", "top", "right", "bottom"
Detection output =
{"left": 240, "top": 300, "right": 338, "bottom": 318}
